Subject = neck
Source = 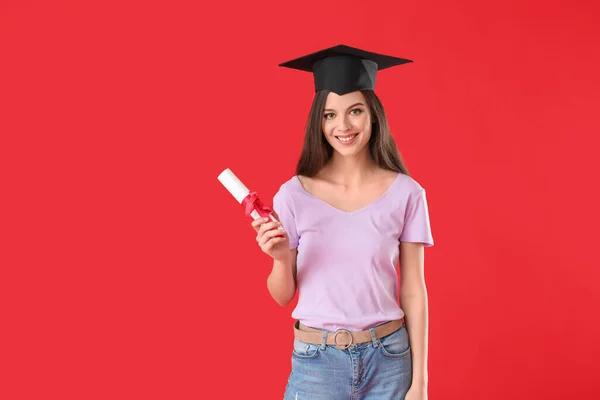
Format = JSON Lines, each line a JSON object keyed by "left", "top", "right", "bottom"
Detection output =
{"left": 323, "top": 149, "right": 378, "bottom": 186}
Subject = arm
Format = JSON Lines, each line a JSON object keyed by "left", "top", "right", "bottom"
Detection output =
{"left": 267, "top": 248, "right": 298, "bottom": 307}
{"left": 399, "top": 241, "right": 429, "bottom": 390}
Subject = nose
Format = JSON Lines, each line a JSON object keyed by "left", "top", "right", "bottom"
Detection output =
{"left": 337, "top": 114, "right": 351, "bottom": 133}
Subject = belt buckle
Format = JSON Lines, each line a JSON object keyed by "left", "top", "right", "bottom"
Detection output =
{"left": 333, "top": 329, "right": 353, "bottom": 350}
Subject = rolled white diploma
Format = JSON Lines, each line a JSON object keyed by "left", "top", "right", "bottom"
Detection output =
{"left": 217, "top": 168, "right": 281, "bottom": 226}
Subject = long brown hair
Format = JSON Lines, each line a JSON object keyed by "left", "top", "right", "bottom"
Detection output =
{"left": 295, "top": 90, "right": 410, "bottom": 177}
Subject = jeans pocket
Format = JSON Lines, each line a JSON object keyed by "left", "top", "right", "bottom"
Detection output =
{"left": 292, "top": 339, "right": 321, "bottom": 359}
{"left": 378, "top": 326, "right": 411, "bottom": 359}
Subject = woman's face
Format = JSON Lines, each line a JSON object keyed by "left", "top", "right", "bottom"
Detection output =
{"left": 321, "top": 90, "right": 373, "bottom": 157}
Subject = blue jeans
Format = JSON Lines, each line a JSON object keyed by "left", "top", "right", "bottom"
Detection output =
{"left": 283, "top": 324, "right": 413, "bottom": 399}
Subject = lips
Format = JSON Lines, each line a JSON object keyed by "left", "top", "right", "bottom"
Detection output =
{"left": 335, "top": 133, "right": 359, "bottom": 144}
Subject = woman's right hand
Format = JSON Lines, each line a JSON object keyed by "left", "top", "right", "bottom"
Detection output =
{"left": 251, "top": 215, "right": 291, "bottom": 262}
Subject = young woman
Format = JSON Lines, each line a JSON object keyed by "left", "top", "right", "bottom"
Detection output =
{"left": 251, "top": 45, "right": 434, "bottom": 400}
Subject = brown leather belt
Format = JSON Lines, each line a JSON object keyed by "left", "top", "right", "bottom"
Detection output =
{"left": 294, "top": 318, "right": 405, "bottom": 350}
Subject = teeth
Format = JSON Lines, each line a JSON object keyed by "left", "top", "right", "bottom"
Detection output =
{"left": 337, "top": 134, "right": 357, "bottom": 142}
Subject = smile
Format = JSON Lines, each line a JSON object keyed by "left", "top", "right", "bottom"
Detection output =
{"left": 335, "top": 133, "right": 359, "bottom": 144}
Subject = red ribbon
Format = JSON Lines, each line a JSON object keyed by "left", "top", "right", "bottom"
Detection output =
{"left": 241, "top": 191, "right": 273, "bottom": 218}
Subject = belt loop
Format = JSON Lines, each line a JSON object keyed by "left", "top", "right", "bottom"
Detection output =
{"left": 368, "top": 327, "right": 379, "bottom": 348}
{"left": 320, "top": 330, "right": 328, "bottom": 350}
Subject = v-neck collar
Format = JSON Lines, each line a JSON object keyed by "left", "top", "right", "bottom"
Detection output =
{"left": 293, "top": 173, "right": 402, "bottom": 215}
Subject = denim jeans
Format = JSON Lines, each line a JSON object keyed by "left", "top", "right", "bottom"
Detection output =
{"left": 283, "top": 324, "right": 412, "bottom": 399}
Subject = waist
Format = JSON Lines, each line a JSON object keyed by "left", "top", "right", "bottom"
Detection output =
{"left": 294, "top": 318, "right": 405, "bottom": 350}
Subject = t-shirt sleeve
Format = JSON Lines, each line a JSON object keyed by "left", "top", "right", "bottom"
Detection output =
{"left": 399, "top": 188, "right": 434, "bottom": 247}
{"left": 272, "top": 188, "right": 300, "bottom": 250}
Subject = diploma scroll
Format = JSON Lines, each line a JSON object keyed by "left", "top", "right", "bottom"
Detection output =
{"left": 218, "top": 168, "right": 280, "bottom": 224}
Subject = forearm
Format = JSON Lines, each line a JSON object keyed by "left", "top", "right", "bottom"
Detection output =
{"left": 266, "top": 256, "right": 296, "bottom": 307}
{"left": 400, "top": 285, "right": 429, "bottom": 387}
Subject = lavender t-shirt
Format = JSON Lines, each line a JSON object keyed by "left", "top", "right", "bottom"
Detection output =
{"left": 272, "top": 173, "right": 434, "bottom": 332}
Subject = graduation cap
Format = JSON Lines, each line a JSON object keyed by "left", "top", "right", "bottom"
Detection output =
{"left": 278, "top": 44, "right": 412, "bottom": 96}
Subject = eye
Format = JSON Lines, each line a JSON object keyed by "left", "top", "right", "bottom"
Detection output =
{"left": 350, "top": 108, "right": 363, "bottom": 115}
{"left": 323, "top": 113, "right": 335, "bottom": 120}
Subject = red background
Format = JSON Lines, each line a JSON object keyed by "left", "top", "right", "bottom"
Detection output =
{"left": 1, "top": 0, "right": 599, "bottom": 399}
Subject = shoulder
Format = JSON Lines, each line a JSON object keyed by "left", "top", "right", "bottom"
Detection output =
{"left": 396, "top": 172, "right": 425, "bottom": 192}
{"left": 392, "top": 172, "right": 428, "bottom": 203}
{"left": 273, "top": 176, "right": 304, "bottom": 206}
{"left": 274, "top": 175, "right": 302, "bottom": 196}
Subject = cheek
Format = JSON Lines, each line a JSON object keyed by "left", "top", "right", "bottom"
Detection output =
{"left": 363, "top": 119, "right": 371, "bottom": 132}
{"left": 361, "top": 118, "right": 372, "bottom": 136}
{"left": 358, "top": 114, "right": 371, "bottom": 129}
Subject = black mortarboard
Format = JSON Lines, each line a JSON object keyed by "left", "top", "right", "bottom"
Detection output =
{"left": 278, "top": 44, "right": 412, "bottom": 96}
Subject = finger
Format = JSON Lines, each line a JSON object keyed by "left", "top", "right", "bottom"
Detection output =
{"left": 264, "top": 237, "right": 284, "bottom": 252}
{"left": 258, "top": 221, "right": 281, "bottom": 235}
{"left": 260, "top": 230, "right": 287, "bottom": 248}
{"left": 256, "top": 224, "right": 269, "bottom": 242}
{"left": 256, "top": 229, "right": 277, "bottom": 242}
{"left": 251, "top": 217, "right": 269, "bottom": 231}
{"left": 265, "top": 229, "right": 286, "bottom": 240}
{"left": 258, "top": 233, "right": 270, "bottom": 247}
{"left": 259, "top": 230, "right": 283, "bottom": 247}
{"left": 260, "top": 232, "right": 282, "bottom": 246}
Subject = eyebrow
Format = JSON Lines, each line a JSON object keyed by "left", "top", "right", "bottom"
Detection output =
{"left": 323, "top": 102, "right": 366, "bottom": 112}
